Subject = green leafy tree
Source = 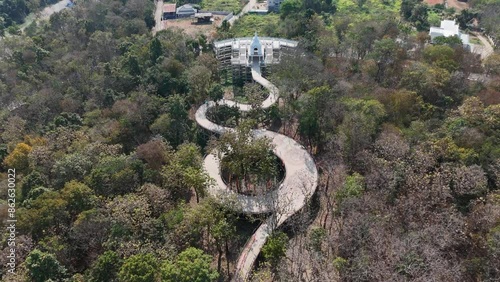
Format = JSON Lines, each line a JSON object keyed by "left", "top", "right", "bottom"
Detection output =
{"left": 163, "top": 95, "right": 190, "bottom": 147}
{"left": 52, "top": 153, "right": 93, "bottom": 189}
{"left": 399, "top": 62, "right": 452, "bottom": 106}
{"left": 335, "top": 172, "right": 365, "bottom": 205}
{"left": 118, "top": 253, "right": 158, "bottom": 282}
{"left": 369, "top": 38, "right": 403, "bottom": 84}
{"left": 456, "top": 9, "right": 477, "bottom": 30}
{"left": 378, "top": 90, "right": 424, "bottom": 127}
{"left": 309, "top": 227, "right": 327, "bottom": 253}
{"left": 422, "top": 45, "right": 459, "bottom": 73}
{"left": 88, "top": 251, "right": 122, "bottom": 282}
{"left": 338, "top": 98, "right": 386, "bottom": 164}
{"left": 161, "top": 142, "right": 206, "bottom": 202}
{"left": 298, "top": 86, "right": 336, "bottom": 150}
{"left": 150, "top": 37, "right": 163, "bottom": 63}
{"left": 433, "top": 35, "right": 463, "bottom": 47}
{"left": 61, "top": 181, "right": 97, "bottom": 218}
{"left": 187, "top": 65, "right": 213, "bottom": 104}
{"left": 401, "top": 0, "right": 421, "bottom": 20}
{"left": 208, "top": 83, "right": 224, "bottom": 102}
{"left": 20, "top": 170, "right": 46, "bottom": 201}
{"left": 183, "top": 166, "right": 209, "bottom": 203}
{"left": 410, "top": 3, "right": 430, "bottom": 31}
{"left": 176, "top": 198, "right": 237, "bottom": 273}
{"left": 17, "top": 191, "right": 69, "bottom": 240}
{"left": 144, "top": 8, "right": 155, "bottom": 30}
{"left": 280, "top": 0, "right": 303, "bottom": 19}
{"left": 161, "top": 247, "right": 218, "bottom": 282}
{"left": 25, "top": 249, "right": 67, "bottom": 282}
{"left": 87, "top": 155, "right": 142, "bottom": 196}
{"left": 210, "top": 121, "right": 277, "bottom": 193}
{"left": 262, "top": 231, "right": 289, "bottom": 267}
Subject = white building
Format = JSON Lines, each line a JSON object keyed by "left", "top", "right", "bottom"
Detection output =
{"left": 214, "top": 33, "right": 298, "bottom": 80}
{"left": 429, "top": 20, "right": 471, "bottom": 49}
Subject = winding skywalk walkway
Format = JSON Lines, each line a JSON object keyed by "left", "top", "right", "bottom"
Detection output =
{"left": 195, "top": 63, "right": 318, "bottom": 281}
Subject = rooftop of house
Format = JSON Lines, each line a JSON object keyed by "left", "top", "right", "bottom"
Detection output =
{"left": 163, "top": 3, "right": 176, "bottom": 13}
{"left": 194, "top": 13, "right": 213, "bottom": 18}
{"left": 177, "top": 4, "right": 197, "bottom": 13}
{"left": 429, "top": 20, "right": 470, "bottom": 45}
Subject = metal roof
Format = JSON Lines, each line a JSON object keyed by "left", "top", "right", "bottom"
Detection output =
{"left": 163, "top": 3, "right": 176, "bottom": 13}
{"left": 177, "top": 4, "right": 196, "bottom": 14}
{"left": 195, "top": 13, "right": 213, "bottom": 18}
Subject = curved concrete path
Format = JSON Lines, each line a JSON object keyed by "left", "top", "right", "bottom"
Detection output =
{"left": 195, "top": 63, "right": 318, "bottom": 281}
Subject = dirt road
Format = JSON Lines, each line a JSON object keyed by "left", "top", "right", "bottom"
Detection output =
{"left": 471, "top": 32, "right": 495, "bottom": 60}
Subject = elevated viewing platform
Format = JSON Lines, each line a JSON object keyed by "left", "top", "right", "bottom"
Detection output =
{"left": 214, "top": 33, "right": 298, "bottom": 81}
{"left": 197, "top": 37, "right": 316, "bottom": 281}
{"left": 215, "top": 33, "right": 298, "bottom": 66}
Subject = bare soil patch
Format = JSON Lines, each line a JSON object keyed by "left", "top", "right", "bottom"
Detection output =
{"left": 424, "top": 0, "right": 444, "bottom": 5}
{"left": 447, "top": 0, "right": 469, "bottom": 11}
{"left": 163, "top": 15, "right": 224, "bottom": 40}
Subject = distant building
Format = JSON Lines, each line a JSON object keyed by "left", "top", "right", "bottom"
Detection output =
{"left": 177, "top": 4, "right": 197, "bottom": 18}
{"left": 194, "top": 13, "right": 213, "bottom": 24}
{"left": 214, "top": 33, "right": 298, "bottom": 81}
{"left": 267, "top": 0, "right": 284, "bottom": 12}
{"left": 163, "top": 3, "right": 177, "bottom": 20}
{"left": 429, "top": 20, "right": 471, "bottom": 49}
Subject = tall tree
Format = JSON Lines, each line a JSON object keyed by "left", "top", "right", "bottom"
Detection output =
{"left": 25, "top": 249, "right": 67, "bottom": 282}
{"left": 210, "top": 121, "right": 277, "bottom": 193}
{"left": 118, "top": 253, "right": 158, "bottom": 282}
{"left": 161, "top": 247, "right": 219, "bottom": 282}
{"left": 87, "top": 251, "right": 122, "bottom": 282}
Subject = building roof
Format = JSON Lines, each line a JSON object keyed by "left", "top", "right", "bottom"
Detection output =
{"left": 215, "top": 36, "right": 298, "bottom": 65}
{"left": 429, "top": 20, "right": 470, "bottom": 45}
{"left": 195, "top": 13, "right": 213, "bottom": 18}
{"left": 177, "top": 4, "right": 197, "bottom": 14}
{"left": 250, "top": 32, "right": 263, "bottom": 56}
{"left": 430, "top": 20, "right": 460, "bottom": 37}
{"left": 163, "top": 3, "right": 176, "bottom": 13}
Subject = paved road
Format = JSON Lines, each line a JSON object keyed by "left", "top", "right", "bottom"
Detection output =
{"left": 152, "top": 0, "right": 165, "bottom": 35}
{"left": 195, "top": 64, "right": 318, "bottom": 281}
{"left": 227, "top": 0, "right": 258, "bottom": 25}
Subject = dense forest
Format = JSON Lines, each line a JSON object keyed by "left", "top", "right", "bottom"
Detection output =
{"left": 0, "top": 0, "right": 499, "bottom": 280}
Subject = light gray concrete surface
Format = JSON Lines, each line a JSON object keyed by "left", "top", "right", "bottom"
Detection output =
{"left": 227, "top": 0, "right": 258, "bottom": 25}
{"left": 195, "top": 64, "right": 318, "bottom": 281}
{"left": 153, "top": 0, "right": 164, "bottom": 35}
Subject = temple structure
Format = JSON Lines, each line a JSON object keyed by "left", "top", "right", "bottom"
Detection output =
{"left": 214, "top": 33, "right": 298, "bottom": 81}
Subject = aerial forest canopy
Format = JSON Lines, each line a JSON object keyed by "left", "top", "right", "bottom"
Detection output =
{"left": 0, "top": 0, "right": 499, "bottom": 280}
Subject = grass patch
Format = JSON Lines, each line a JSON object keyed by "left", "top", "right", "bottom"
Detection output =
{"left": 201, "top": 0, "right": 245, "bottom": 13}
{"left": 470, "top": 37, "right": 482, "bottom": 45}
{"left": 336, "top": 0, "right": 401, "bottom": 16}
{"left": 234, "top": 95, "right": 249, "bottom": 103}
{"left": 231, "top": 14, "right": 281, "bottom": 37}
